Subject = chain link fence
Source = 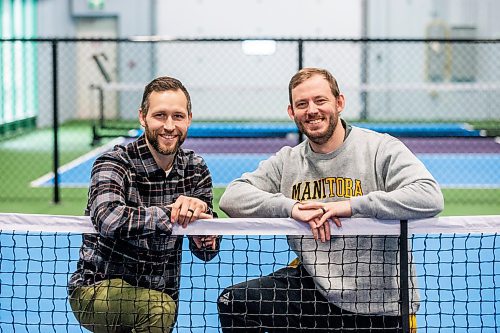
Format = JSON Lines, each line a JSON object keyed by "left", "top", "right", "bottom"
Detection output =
{"left": 0, "top": 38, "right": 499, "bottom": 212}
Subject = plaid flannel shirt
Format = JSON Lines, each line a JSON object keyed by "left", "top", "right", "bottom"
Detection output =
{"left": 68, "top": 135, "right": 218, "bottom": 301}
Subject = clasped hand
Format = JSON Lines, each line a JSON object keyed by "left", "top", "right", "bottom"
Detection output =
{"left": 291, "top": 201, "right": 352, "bottom": 242}
{"left": 167, "top": 195, "right": 218, "bottom": 250}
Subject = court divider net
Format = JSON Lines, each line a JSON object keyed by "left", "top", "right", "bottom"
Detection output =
{"left": 0, "top": 213, "right": 499, "bottom": 332}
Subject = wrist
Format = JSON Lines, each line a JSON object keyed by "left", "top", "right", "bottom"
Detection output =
{"left": 290, "top": 201, "right": 300, "bottom": 219}
{"left": 342, "top": 200, "right": 353, "bottom": 217}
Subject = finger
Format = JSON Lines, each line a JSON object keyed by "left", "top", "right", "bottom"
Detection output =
{"left": 169, "top": 201, "right": 181, "bottom": 223}
{"left": 188, "top": 206, "right": 202, "bottom": 225}
{"left": 324, "top": 220, "right": 331, "bottom": 241}
{"left": 320, "top": 225, "right": 326, "bottom": 243}
{"left": 181, "top": 207, "right": 195, "bottom": 228}
{"left": 170, "top": 195, "right": 188, "bottom": 223}
{"left": 331, "top": 216, "right": 342, "bottom": 228}
{"left": 318, "top": 210, "right": 335, "bottom": 227}
{"left": 198, "top": 212, "right": 213, "bottom": 219}
{"left": 197, "top": 236, "right": 216, "bottom": 250}
{"left": 204, "top": 236, "right": 216, "bottom": 250}
{"left": 314, "top": 218, "right": 326, "bottom": 243}
{"left": 192, "top": 236, "right": 203, "bottom": 248}
{"left": 308, "top": 221, "right": 319, "bottom": 240}
{"left": 298, "top": 202, "right": 323, "bottom": 210}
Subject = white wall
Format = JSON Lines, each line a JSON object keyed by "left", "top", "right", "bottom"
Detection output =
{"left": 366, "top": 0, "right": 500, "bottom": 120}
{"left": 152, "top": 0, "right": 363, "bottom": 121}
{"left": 157, "top": 0, "right": 361, "bottom": 38}
{"left": 34, "top": 0, "right": 499, "bottom": 122}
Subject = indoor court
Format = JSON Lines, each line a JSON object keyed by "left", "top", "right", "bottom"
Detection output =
{"left": 1, "top": 1, "right": 500, "bottom": 332}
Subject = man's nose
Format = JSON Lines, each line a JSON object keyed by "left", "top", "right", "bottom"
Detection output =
{"left": 163, "top": 117, "right": 175, "bottom": 130}
{"left": 306, "top": 103, "right": 319, "bottom": 115}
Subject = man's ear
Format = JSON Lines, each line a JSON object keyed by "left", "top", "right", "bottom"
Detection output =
{"left": 287, "top": 105, "right": 295, "bottom": 121}
{"left": 336, "top": 94, "right": 346, "bottom": 113}
{"left": 138, "top": 109, "right": 146, "bottom": 127}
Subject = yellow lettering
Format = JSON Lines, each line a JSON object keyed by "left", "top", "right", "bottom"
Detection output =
{"left": 345, "top": 178, "right": 353, "bottom": 198}
{"left": 291, "top": 183, "right": 302, "bottom": 200}
{"left": 335, "top": 178, "right": 345, "bottom": 197}
{"left": 354, "top": 179, "right": 363, "bottom": 196}
{"left": 312, "top": 179, "right": 323, "bottom": 200}
{"left": 325, "top": 177, "right": 335, "bottom": 198}
{"left": 301, "top": 182, "right": 311, "bottom": 201}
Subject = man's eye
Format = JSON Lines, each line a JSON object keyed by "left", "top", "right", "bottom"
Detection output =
{"left": 296, "top": 102, "right": 307, "bottom": 109}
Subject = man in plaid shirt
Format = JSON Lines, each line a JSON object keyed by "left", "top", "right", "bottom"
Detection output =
{"left": 69, "top": 76, "right": 219, "bottom": 333}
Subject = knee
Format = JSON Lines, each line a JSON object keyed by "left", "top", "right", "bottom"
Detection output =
{"left": 136, "top": 292, "right": 177, "bottom": 332}
{"left": 148, "top": 302, "right": 176, "bottom": 332}
{"left": 217, "top": 287, "right": 233, "bottom": 313}
{"left": 218, "top": 286, "right": 250, "bottom": 315}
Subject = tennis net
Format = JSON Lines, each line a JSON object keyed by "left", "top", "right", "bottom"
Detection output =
{"left": 0, "top": 213, "right": 499, "bottom": 332}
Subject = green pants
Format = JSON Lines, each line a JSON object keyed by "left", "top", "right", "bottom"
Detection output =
{"left": 69, "top": 279, "right": 176, "bottom": 333}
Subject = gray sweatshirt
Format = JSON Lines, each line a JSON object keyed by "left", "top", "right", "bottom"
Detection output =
{"left": 220, "top": 124, "right": 444, "bottom": 315}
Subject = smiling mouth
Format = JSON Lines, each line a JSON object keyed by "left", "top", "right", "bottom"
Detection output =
{"left": 160, "top": 134, "right": 178, "bottom": 141}
{"left": 306, "top": 118, "right": 323, "bottom": 125}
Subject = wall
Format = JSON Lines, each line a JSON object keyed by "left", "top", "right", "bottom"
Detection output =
{"left": 36, "top": 0, "right": 155, "bottom": 125}
{"left": 32, "top": 0, "right": 499, "bottom": 123}
{"left": 365, "top": 0, "right": 500, "bottom": 120}
{"left": 153, "top": 0, "right": 363, "bottom": 121}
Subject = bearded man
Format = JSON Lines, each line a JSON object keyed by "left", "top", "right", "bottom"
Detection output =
{"left": 218, "top": 68, "right": 443, "bottom": 332}
{"left": 69, "top": 76, "right": 219, "bottom": 333}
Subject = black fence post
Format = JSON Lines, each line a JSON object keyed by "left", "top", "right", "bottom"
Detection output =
{"left": 400, "top": 219, "right": 410, "bottom": 333}
{"left": 360, "top": 0, "right": 369, "bottom": 120}
{"left": 51, "top": 41, "right": 60, "bottom": 204}
{"left": 297, "top": 39, "right": 304, "bottom": 145}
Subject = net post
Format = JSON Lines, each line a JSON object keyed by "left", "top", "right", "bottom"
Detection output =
{"left": 399, "top": 219, "right": 410, "bottom": 333}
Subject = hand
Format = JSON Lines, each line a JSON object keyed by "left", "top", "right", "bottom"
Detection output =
{"left": 168, "top": 195, "right": 209, "bottom": 228}
{"left": 192, "top": 235, "right": 218, "bottom": 250}
{"left": 291, "top": 203, "right": 331, "bottom": 242}
{"left": 299, "top": 200, "right": 352, "bottom": 227}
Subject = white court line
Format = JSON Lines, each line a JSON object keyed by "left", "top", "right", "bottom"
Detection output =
{"left": 30, "top": 137, "right": 125, "bottom": 188}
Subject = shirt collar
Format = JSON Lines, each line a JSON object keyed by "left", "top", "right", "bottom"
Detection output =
{"left": 134, "top": 135, "right": 189, "bottom": 178}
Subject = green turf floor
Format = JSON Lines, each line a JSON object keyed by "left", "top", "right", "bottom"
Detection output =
{"left": 1, "top": 188, "right": 499, "bottom": 217}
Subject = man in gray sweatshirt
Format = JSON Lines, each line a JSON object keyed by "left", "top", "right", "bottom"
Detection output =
{"left": 217, "top": 67, "right": 444, "bottom": 332}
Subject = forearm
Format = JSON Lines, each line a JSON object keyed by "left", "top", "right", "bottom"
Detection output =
{"left": 350, "top": 179, "right": 444, "bottom": 219}
{"left": 220, "top": 180, "right": 296, "bottom": 218}
{"left": 91, "top": 199, "right": 172, "bottom": 238}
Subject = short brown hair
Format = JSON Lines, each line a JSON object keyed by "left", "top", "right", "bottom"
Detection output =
{"left": 288, "top": 68, "right": 340, "bottom": 107}
{"left": 140, "top": 76, "right": 192, "bottom": 115}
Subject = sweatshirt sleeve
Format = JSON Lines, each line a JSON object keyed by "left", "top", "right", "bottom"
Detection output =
{"left": 219, "top": 148, "right": 297, "bottom": 218}
{"left": 350, "top": 137, "right": 444, "bottom": 219}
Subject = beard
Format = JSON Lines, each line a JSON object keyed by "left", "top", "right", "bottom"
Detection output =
{"left": 295, "top": 113, "right": 338, "bottom": 145}
{"left": 144, "top": 123, "right": 186, "bottom": 156}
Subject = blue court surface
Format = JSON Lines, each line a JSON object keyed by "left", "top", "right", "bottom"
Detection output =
{"left": 32, "top": 152, "right": 500, "bottom": 189}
